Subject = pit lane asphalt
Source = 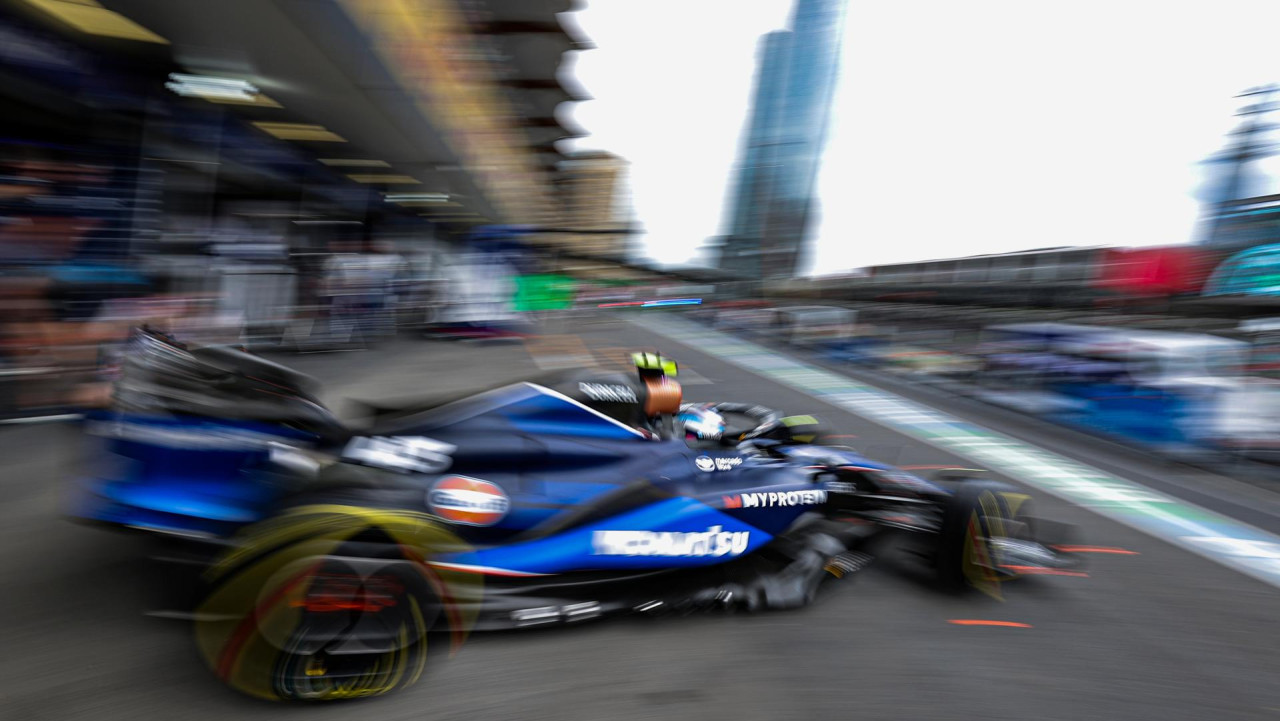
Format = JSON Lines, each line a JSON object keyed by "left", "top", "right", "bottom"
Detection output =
{"left": 1, "top": 315, "right": 1277, "bottom": 721}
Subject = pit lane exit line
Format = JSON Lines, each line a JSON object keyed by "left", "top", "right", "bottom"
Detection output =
{"left": 634, "top": 315, "right": 1280, "bottom": 591}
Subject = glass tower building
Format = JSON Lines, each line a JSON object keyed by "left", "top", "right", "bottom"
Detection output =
{"left": 719, "top": 0, "right": 847, "bottom": 279}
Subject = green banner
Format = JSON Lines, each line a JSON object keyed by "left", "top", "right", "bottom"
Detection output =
{"left": 513, "top": 274, "right": 577, "bottom": 311}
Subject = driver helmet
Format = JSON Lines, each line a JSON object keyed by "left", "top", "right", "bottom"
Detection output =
{"left": 677, "top": 404, "right": 725, "bottom": 442}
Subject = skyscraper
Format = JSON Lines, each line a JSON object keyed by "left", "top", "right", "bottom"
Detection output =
{"left": 1198, "top": 85, "right": 1280, "bottom": 249}
{"left": 718, "top": 0, "right": 847, "bottom": 279}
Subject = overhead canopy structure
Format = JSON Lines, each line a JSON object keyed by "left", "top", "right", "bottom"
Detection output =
{"left": 15, "top": 0, "right": 707, "bottom": 284}
{"left": 93, "top": 0, "right": 586, "bottom": 228}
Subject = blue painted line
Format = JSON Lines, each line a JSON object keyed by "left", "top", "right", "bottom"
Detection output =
{"left": 636, "top": 315, "right": 1280, "bottom": 590}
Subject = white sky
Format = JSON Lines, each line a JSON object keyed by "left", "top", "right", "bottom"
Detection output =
{"left": 564, "top": 1, "right": 1280, "bottom": 274}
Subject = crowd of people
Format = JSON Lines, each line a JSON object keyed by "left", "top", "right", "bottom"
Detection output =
{"left": 0, "top": 148, "right": 456, "bottom": 419}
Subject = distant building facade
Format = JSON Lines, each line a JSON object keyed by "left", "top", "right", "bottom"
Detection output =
{"left": 1199, "top": 194, "right": 1280, "bottom": 251}
{"left": 555, "top": 150, "right": 633, "bottom": 260}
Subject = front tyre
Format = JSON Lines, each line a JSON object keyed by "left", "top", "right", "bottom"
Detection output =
{"left": 934, "top": 481, "right": 1033, "bottom": 596}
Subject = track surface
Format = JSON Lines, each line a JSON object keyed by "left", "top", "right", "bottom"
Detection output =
{"left": 3, "top": 315, "right": 1279, "bottom": 720}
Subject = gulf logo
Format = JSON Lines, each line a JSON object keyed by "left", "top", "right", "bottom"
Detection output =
{"left": 427, "top": 476, "right": 511, "bottom": 526}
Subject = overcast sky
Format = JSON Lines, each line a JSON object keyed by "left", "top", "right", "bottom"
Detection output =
{"left": 564, "top": 1, "right": 1280, "bottom": 274}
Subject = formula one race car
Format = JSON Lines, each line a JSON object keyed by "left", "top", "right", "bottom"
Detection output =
{"left": 69, "top": 331, "right": 1080, "bottom": 701}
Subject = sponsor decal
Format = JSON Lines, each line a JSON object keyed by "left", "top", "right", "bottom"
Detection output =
{"left": 722, "top": 490, "right": 828, "bottom": 509}
{"left": 344, "top": 435, "right": 455, "bottom": 474}
{"left": 695, "top": 455, "right": 742, "bottom": 472}
{"left": 592, "top": 525, "right": 750, "bottom": 557}
{"left": 427, "top": 476, "right": 510, "bottom": 526}
{"left": 578, "top": 382, "right": 637, "bottom": 403}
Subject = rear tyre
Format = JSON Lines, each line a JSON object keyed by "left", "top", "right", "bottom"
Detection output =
{"left": 194, "top": 507, "right": 479, "bottom": 701}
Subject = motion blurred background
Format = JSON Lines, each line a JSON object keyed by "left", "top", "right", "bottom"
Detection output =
{"left": 4, "top": 0, "right": 1280, "bottom": 718}
{"left": 0, "top": 0, "right": 1276, "bottom": 458}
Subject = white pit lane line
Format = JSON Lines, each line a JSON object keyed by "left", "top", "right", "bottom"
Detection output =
{"left": 634, "top": 314, "right": 1280, "bottom": 590}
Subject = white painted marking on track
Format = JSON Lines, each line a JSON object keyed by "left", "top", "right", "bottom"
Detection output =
{"left": 635, "top": 315, "right": 1280, "bottom": 591}
{"left": 0, "top": 413, "right": 83, "bottom": 425}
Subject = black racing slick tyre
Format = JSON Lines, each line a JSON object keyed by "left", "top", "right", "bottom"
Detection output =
{"left": 193, "top": 506, "right": 481, "bottom": 701}
{"left": 934, "top": 480, "right": 1034, "bottom": 595}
